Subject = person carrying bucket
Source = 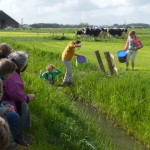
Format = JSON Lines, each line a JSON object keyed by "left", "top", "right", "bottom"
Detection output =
{"left": 61, "top": 40, "right": 81, "bottom": 86}
{"left": 124, "top": 30, "right": 141, "bottom": 71}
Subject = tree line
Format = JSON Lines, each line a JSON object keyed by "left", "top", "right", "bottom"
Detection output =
{"left": 30, "top": 23, "right": 150, "bottom": 28}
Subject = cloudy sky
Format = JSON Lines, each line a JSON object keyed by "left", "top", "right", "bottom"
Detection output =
{"left": 1, "top": 0, "right": 150, "bottom": 25}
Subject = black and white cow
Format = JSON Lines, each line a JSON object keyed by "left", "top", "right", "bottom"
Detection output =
{"left": 108, "top": 28, "right": 128, "bottom": 39}
{"left": 75, "top": 28, "right": 85, "bottom": 36}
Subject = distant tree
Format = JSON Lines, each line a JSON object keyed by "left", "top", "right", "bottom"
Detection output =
{"left": 78, "top": 23, "right": 89, "bottom": 28}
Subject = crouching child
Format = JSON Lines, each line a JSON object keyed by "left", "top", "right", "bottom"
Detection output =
{"left": 40, "top": 64, "right": 62, "bottom": 84}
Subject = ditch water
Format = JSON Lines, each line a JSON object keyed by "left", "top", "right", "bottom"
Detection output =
{"left": 75, "top": 102, "right": 147, "bottom": 150}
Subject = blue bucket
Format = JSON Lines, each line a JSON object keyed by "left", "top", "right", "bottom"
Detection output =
{"left": 76, "top": 55, "right": 86, "bottom": 63}
{"left": 117, "top": 50, "right": 127, "bottom": 63}
{"left": 76, "top": 56, "right": 86, "bottom": 68}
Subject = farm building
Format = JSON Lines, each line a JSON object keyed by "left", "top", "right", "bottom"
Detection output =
{"left": 0, "top": 10, "right": 19, "bottom": 29}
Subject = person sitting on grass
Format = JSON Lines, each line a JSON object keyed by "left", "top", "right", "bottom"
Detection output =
{"left": 2, "top": 51, "right": 35, "bottom": 146}
{"left": 0, "top": 58, "right": 19, "bottom": 150}
{"left": 40, "top": 64, "right": 62, "bottom": 84}
{"left": 0, "top": 43, "right": 14, "bottom": 59}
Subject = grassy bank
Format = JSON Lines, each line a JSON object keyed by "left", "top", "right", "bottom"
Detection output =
{"left": 0, "top": 38, "right": 117, "bottom": 150}
{"left": 0, "top": 28, "right": 150, "bottom": 149}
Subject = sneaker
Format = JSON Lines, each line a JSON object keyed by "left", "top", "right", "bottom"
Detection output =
{"left": 125, "top": 68, "right": 129, "bottom": 71}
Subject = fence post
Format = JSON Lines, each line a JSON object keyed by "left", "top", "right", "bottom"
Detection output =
{"left": 94, "top": 50, "right": 105, "bottom": 73}
{"left": 104, "top": 51, "right": 114, "bottom": 75}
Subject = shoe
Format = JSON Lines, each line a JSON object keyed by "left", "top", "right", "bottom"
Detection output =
{"left": 125, "top": 68, "right": 129, "bottom": 71}
{"left": 60, "top": 82, "right": 68, "bottom": 87}
{"left": 15, "top": 135, "right": 31, "bottom": 146}
{"left": 67, "top": 82, "right": 73, "bottom": 86}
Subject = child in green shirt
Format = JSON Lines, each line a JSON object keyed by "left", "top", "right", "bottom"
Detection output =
{"left": 40, "top": 64, "right": 62, "bottom": 84}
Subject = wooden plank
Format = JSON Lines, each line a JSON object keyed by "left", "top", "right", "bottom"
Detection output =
{"left": 104, "top": 51, "right": 114, "bottom": 75}
{"left": 94, "top": 50, "right": 106, "bottom": 73}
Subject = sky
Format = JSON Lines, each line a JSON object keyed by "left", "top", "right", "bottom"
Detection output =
{"left": 0, "top": 0, "right": 150, "bottom": 26}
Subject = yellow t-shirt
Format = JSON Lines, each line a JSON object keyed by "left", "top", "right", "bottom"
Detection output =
{"left": 62, "top": 42, "right": 78, "bottom": 61}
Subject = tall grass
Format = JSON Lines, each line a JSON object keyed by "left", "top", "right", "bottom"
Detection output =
{"left": 1, "top": 28, "right": 150, "bottom": 149}
{"left": 0, "top": 37, "right": 117, "bottom": 150}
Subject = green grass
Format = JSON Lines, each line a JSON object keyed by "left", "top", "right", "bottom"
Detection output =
{"left": 0, "top": 28, "right": 150, "bottom": 149}
{"left": 0, "top": 37, "right": 118, "bottom": 149}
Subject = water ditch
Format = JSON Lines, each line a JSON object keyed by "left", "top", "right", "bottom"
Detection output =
{"left": 75, "top": 102, "right": 147, "bottom": 150}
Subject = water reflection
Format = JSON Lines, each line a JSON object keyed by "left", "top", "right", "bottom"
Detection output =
{"left": 76, "top": 102, "right": 147, "bottom": 150}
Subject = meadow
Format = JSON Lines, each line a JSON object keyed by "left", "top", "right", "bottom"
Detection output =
{"left": 0, "top": 28, "right": 150, "bottom": 150}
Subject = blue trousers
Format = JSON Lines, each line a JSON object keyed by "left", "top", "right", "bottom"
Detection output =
{"left": 17, "top": 102, "right": 31, "bottom": 135}
{"left": 5, "top": 112, "right": 20, "bottom": 140}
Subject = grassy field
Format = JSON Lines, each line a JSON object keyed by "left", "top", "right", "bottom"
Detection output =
{"left": 0, "top": 28, "right": 150, "bottom": 149}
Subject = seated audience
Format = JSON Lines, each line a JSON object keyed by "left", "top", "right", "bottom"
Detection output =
{"left": 2, "top": 51, "right": 36, "bottom": 146}
{"left": 0, "top": 58, "right": 19, "bottom": 149}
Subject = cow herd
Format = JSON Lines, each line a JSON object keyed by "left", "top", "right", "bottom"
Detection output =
{"left": 75, "top": 27, "right": 128, "bottom": 40}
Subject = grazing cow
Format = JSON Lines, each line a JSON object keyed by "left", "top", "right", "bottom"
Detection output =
{"left": 84, "top": 27, "right": 102, "bottom": 40}
{"left": 108, "top": 28, "right": 128, "bottom": 39}
{"left": 91, "top": 28, "right": 101, "bottom": 37}
{"left": 75, "top": 26, "right": 110, "bottom": 40}
{"left": 75, "top": 28, "right": 86, "bottom": 39}
{"left": 75, "top": 28, "right": 85, "bottom": 36}
{"left": 83, "top": 27, "right": 92, "bottom": 36}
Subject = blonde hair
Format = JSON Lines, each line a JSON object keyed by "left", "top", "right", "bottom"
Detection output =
{"left": 0, "top": 117, "right": 10, "bottom": 150}
{"left": 0, "top": 58, "right": 17, "bottom": 77}
{"left": 0, "top": 43, "right": 12, "bottom": 58}
{"left": 46, "top": 64, "right": 55, "bottom": 69}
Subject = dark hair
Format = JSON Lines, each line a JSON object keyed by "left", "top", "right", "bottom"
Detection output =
{"left": 0, "top": 58, "right": 17, "bottom": 76}
{"left": 75, "top": 40, "right": 81, "bottom": 44}
{"left": 0, "top": 43, "right": 12, "bottom": 58}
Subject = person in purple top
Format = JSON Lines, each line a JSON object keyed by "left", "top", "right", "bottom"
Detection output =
{"left": 0, "top": 58, "right": 19, "bottom": 150}
{"left": 2, "top": 51, "right": 36, "bottom": 146}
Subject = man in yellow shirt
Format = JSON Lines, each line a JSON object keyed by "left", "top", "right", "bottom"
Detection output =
{"left": 61, "top": 40, "right": 81, "bottom": 86}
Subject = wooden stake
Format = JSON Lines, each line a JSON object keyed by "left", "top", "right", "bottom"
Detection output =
{"left": 104, "top": 51, "right": 114, "bottom": 75}
{"left": 94, "top": 50, "right": 105, "bottom": 73}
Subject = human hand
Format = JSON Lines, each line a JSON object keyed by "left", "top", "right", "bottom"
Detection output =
{"left": 40, "top": 69, "right": 43, "bottom": 74}
{"left": 77, "top": 43, "right": 82, "bottom": 47}
{"left": 27, "top": 94, "right": 36, "bottom": 101}
{"left": 51, "top": 64, "right": 56, "bottom": 69}
{"left": 11, "top": 49, "right": 15, "bottom": 53}
{"left": 5, "top": 104, "right": 15, "bottom": 112}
